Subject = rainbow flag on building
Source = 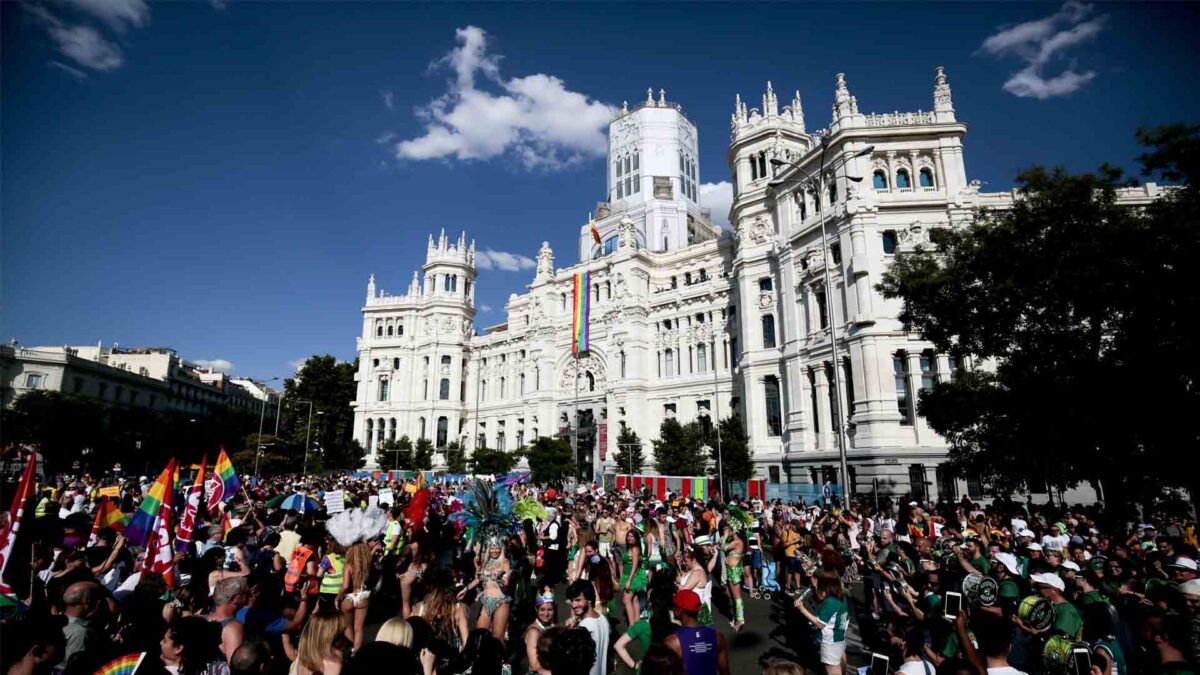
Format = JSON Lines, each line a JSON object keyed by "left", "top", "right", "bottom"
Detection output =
{"left": 572, "top": 270, "right": 590, "bottom": 353}
{"left": 123, "top": 459, "right": 176, "bottom": 548}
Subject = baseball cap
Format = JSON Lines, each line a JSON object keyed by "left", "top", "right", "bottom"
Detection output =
{"left": 693, "top": 535, "right": 713, "bottom": 546}
{"left": 993, "top": 552, "right": 1021, "bottom": 576}
{"left": 1060, "top": 561, "right": 1081, "bottom": 572}
{"left": 1017, "top": 529, "right": 1036, "bottom": 539}
{"left": 1026, "top": 542, "right": 1043, "bottom": 551}
{"left": 1169, "top": 557, "right": 1198, "bottom": 571}
{"left": 1031, "top": 572, "right": 1065, "bottom": 591}
{"left": 673, "top": 589, "right": 702, "bottom": 613}
{"left": 1180, "top": 579, "right": 1200, "bottom": 597}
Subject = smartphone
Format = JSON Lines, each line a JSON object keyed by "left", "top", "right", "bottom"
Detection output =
{"left": 870, "top": 653, "right": 890, "bottom": 675}
{"left": 1071, "top": 648, "right": 1092, "bottom": 675}
{"left": 944, "top": 591, "right": 963, "bottom": 619}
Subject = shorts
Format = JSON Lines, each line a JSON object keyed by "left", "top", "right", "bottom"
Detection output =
{"left": 819, "top": 641, "right": 846, "bottom": 666}
{"left": 788, "top": 558, "right": 803, "bottom": 574}
{"left": 344, "top": 590, "right": 370, "bottom": 608}
{"left": 599, "top": 542, "right": 612, "bottom": 558}
{"left": 727, "top": 563, "right": 744, "bottom": 585}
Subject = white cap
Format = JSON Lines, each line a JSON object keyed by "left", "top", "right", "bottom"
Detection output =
{"left": 1026, "top": 542, "right": 1043, "bottom": 551}
{"left": 1170, "top": 557, "right": 1198, "bottom": 571}
{"left": 1018, "top": 529, "right": 1036, "bottom": 539}
{"left": 1031, "top": 572, "right": 1065, "bottom": 591}
{"left": 1061, "top": 560, "right": 1081, "bottom": 572}
{"left": 993, "top": 552, "right": 1021, "bottom": 576}
{"left": 1181, "top": 579, "right": 1200, "bottom": 597}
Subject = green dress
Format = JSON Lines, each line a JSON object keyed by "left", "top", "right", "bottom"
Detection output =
{"left": 621, "top": 547, "right": 648, "bottom": 592}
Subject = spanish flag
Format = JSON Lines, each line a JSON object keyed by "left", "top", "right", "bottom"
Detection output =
{"left": 588, "top": 213, "right": 601, "bottom": 246}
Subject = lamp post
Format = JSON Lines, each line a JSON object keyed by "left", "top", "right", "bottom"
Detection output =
{"left": 291, "top": 400, "right": 316, "bottom": 476}
{"left": 253, "top": 377, "right": 281, "bottom": 478}
{"left": 769, "top": 139, "right": 874, "bottom": 502}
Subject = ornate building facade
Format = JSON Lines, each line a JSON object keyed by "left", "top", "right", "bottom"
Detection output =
{"left": 351, "top": 70, "right": 1163, "bottom": 498}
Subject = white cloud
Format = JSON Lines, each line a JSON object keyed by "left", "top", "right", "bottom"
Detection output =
{"left": 977, "top": 1, "right": 1107, "bottom": 100}
{"left": 287, "top": 358, "right": 307, "bottom": 371}
{"left": 33, "top": 10, "right": 125, "bottom": 72}
{"left": 391, "top": 26, "right": 617, "bottom": 170}
{"left": 193, "top": 358, "right": 234, "bottom": 373}
{"left": 376, "top": 131, "right": 397, "bottom": 145}
{"left": 479, "top": 304, "right": 493, "bottom": 313}
{"left": 475, "top": 248, "right": 535, "bottom": 272}
{"left": 699, "top": 181, "right": 734, "bottom": 230}
{"left": 49, "top": 61, "right": 88, "bottom": 81}
{"left": 61, "top": 0, "right": 150, "bottom": 32}
{"left": 380, "top": 89, "right": 394, "bottom": 110}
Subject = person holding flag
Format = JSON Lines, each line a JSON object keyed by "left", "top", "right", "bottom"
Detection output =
{"left": 206, "top": 447, "right": 242, "bottom": 512}
{"left": 176, "top": 455, "right": 207, "bottom": 555}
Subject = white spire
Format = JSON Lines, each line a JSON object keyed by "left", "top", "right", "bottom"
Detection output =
{"left": 763, "top": 81, "right": 777, "bottom": 117}
{"left": 934, "top": 65, "right": 955, "bottom": 118}
{"left": 658, "top": 88, "right": 666, "bottom": 106}
{"left": 622, "top": 100, "right": 628, "bottom": 114}
{"left": 367, "top": 273, "right": 376, "bottom": 301}
{"left": 647, "top": 87, "right": 654, "bottom": 105}
{"left": 832, "top": 72, "right": 859, "bottom": 123}
{"left": 792, "top": 90, "right": 805, "bottom": 132}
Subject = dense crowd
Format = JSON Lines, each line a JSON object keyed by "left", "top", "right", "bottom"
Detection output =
{"left": 0, "top": 469, "right": 1197, "bottom": 675}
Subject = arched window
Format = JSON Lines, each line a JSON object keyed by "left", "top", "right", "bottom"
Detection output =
{"left": 620, "top": 351, "right": 626, "bottom": 378}
{"left": 586, "top": 372, "right": 596, "bottom": 391}
{"left": 387, "top": 325, "right": 394, "bottom": 337}
{"left": 480, "top": 380, "right": 487, "bottom": 401}
{"left": 882, "top": 230, "right": 898, "bottom": 255}
{"left": 397, "top": 324, "right": 404, "bottom": 336}
{"left": 436, "top": 417, "right": 448, "bottom": 448}
{"left": 872, "top": 171, "right": 888, "bottom": 190}
{"left": 419, "top": 417, "right": 427, "bottom": 439}
{"left": 665, "top": 348, "right": 675, "bottom": 377}
{"left": 697, "top": 343, "right": 708, "bottom": 372}
{"left": 439, "top": 378, "right": 450, "bottom": 400}
{"left": 519, "top": 373, "right": 526, "bottom": 395}
{"left": 896, "top": 169, "right": 911, "bottom": 189}
{"left": 761, "top": 314, "right": 777, "bottom": 349}
{"left": 376, "top": 325, "right": 383, "bottom": 337}
{"left": 919, "top": 168, "right": 934, "bottom": 188}
{"left": 560, "top": 294, "right": 567, "bottom": 311}
{"left": 764, "top": 376, "right": 782, "bottom": 437}
{"left": 389, "top": 418, "right": 397, "bottom": 442}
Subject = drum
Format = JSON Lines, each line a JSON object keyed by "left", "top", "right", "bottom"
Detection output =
{"left": 962, "top": 574, "right": 1000, "bottom": 607}
{"left": 1042, "top": 635, "right": 1086, "bottom": 672}
{"left": 1018, "top": 595, "right": 1055, "bottom": 632}
{"left": 797, "top": 586, "right": 819, "bottom": 615}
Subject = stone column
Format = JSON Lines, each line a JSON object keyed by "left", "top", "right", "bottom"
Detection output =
{"left": 814, "top": 364, "right": 832, "bottom": 450}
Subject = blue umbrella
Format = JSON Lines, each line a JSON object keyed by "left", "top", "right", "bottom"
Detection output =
{"left": 280, "top": 494, "right": 320, "bottom": 512}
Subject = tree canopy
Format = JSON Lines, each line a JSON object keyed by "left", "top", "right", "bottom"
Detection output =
{"left": 525, "top": 436, "right": 573, "bottom": 486}
{"left": 653, "top": 418, "right": 708, "bottom": 476}
{"left": 613, "top": 426, "right": 645, "bottom": 474}
{"left": 878, "top": 125, "right": 1200, "bottom": 502}
{"left": 279, "top": 355, "right": 365, "bottom": 473}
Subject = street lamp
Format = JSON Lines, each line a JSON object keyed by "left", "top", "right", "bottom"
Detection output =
{"left": 768, "top": 140, "right": 875, "bottom": 502}
{"left": 253, "top": 377, "right": 282, "bottom": 478}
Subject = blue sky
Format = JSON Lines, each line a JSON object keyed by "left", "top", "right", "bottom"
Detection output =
{"left": 4, "top": 1, "right": 1198, "bottom": 381}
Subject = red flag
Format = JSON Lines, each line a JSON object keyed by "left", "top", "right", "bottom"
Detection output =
{"left": 0, "top": 450, "right": 38, "bottom": 596}
{"left": 143, "top": 469, "right": 177, "bottom": 589}
{"left": 176, "top": 455, "right": 206, "bottom": 554}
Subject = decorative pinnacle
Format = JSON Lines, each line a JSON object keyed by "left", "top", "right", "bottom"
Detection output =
{"left": 658, "top": 89, "right": 666, "bottom": 106}
{"left": 622, "top": 100, "right": 628, "bottom": 114}
{"left": 647, "top": 88, "right": 654, "bottom": 105}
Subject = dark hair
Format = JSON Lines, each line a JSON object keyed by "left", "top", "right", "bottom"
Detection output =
{"left": 230, "top": 640, "right": 273, "bottom": 675}
{"left": 935, "top": 658, "right": 981, "bottom": 675}
{"left": 405, "top": 616, "right": 433, "bottom": 652}
{"left": 566, "top": 579, "right": 595, "bottom": 603}
{"left": 971, "top": 611, "right": 1012, "bottom": 658}
{"left": 547, "top": 627, "right": 596, "bottom": 674}
{"left": 647, "top": 574, "right": 678, "bottom": 643}
{"left": 460, "top": 629, "right": 504, "bottom": 675}
{"left": 168, "top": 616, "right": 223, "bottom": 675}
{"left": 902, "top": 627, "right": 925, "bottom": 658}
{"left": 640, "top": 645, "right": 684, "bottom": 675}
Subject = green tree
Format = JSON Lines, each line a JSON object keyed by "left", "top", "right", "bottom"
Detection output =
{"left": 613, "top": 426, "right": 645, "bottom": 474}
{"left": 2, "top": 391, "right": 104, "bottom": 474}
{"left": 653, "top": 418, "right": 708, "bottom": 476}
{"left": 525, "top": 436, "right": 574, "bottom": 486}
{"left": 413, "top": 438, "right": 434, "bottom": 471}
{"left": 444, "top": 441, "right": 467, "bottom": 473}
{"left": 470, "top": 446, "right": 519, "bottom": 475}
{"left": 381, "top": 436, "right": 413, "bottom": 470}
{"left": 711, "top": 414, "right": 754, "bottom": 485}
{"left": 877, "top": 125, "right": 1200, "bottom": 503}
{"left": 279, "top": 355, "right": 364, "bottom": 473}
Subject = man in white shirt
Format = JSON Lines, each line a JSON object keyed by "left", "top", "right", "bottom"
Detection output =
{"left": 1041, "top": 522, "right": 1070, "bottom": 552}
{"left": 566, "top": 580, "right": 610, "bottom": 675}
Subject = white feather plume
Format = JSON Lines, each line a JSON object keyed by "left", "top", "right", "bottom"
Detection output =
{"left": 326, "top": 506, "right": 389, "bottom": 547}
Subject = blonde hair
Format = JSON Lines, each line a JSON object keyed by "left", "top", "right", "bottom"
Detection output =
{"left": 762, "top": 659, "right": 804, "bottom": 675}
{"left": 298, "top": 609, "right": 344, "bottom": 673}
{"left": 345, "top": 543, "right": 372, "bottom": 593}
{"left": 375, "top": 618, "right": 413, "bottom": 648}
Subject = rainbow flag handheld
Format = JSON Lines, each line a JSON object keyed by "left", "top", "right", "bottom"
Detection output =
{"left": 142, "top": 478, "right": 177, "bottom": 589}
{"left": 88, "top": 497, "right": 126, "bottom": 547}
{"left": 215, "top": 447, "right": 241, "bottom": 501}
{"left": 572, "top": 271, "right": 590, "bottom": 354}
{"left": 123, "top": 459, "right": 176, "bottom": 548}
{"left": 96, "top": 652, "right": 146, "bottom": 675}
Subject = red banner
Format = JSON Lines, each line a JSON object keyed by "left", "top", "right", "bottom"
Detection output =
{"left": 598, "top": 423, "right": 608, "bottom": 461}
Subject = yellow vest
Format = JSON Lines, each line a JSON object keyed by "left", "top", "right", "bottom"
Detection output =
{"left": 319, "top": 553, "right": 344, "bottom": 595}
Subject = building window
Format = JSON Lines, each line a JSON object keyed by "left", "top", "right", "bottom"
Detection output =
{"left": 480, "top": 380, "right": 487, "bottom": 402}
{"left": 919, "top": 168, "right": 934, "bottom": 188}
{"left": 664, "top": 349, "right": 675, "bottom": 377}
{"left": 872, "top": 170, "right": 887, "bottom": 190}
{"left": 909, "top": 464, "right": 927, "bottom": 500}
{"left": 392, "top": 358, "right": 400, "bottom": 369}
{"left": 439, "top": 378, "right": 450, "bottom": 400}
{"left": 894, "top": 352, "right": 913, "bottom": 425}
{"left": 816, "top": 288, "right": 829, "bottom": 330}
{"left": 586, "top": 372, "right": 596, "bottom": 391}
{"left": 882, "top": 230, "right": 898, "bottom": 255}
{"left": 830, "top": 243, "right": 841, "bottom": 265}
{"left": 768, "top": 465, "right": 781, "bottom": 483}
{"left": 936, "top": 465, "right": 957, "bottom": 501}
{"left": 500, "top": 377, "right": 506, "bottom": 399}
{"left": 378, "top": 378, "right": 389, "bottom": 401}
{"left": 920, "top": 351, "right": 937, "bottom": 392}
{"left": 441, "top": 355, "right": 451, "bottom": 367}
{"left": 98, "top": 382, "right": 108, "bottom": 399}
{"left": 697, "top": 344, "right": 707, "bottom": 372}
{"left": 376, "top": 325, "right": 383, "bottom": 337}
{"left": 764, "top": 376, "right": 783, "bottom": 437}
{"left": 843, "top": 357, "right": 856, "bottom": 418}
{"left": 758, "top": 277, "right": 773, "bottom": 292}
{"left": 896, "top": 169, "right": 911, "bottom": 189}
{"left": 519, "top": 373, "right": 526, "bottom": 396}
{"left": 419, "top": 417, "right": 427, "bottom": 439}
{"left": 948, "top": 356, "right": 960, "bottom": 381}
{"left": 25, "top": 373, "right": 43, "bottom": 389}
{"left": 397, "top": 324, "right": 404, "bottom": 336}
{"left": 619, "top": 351, "right": 626, "bottom": 378}
{"left": 73, "top": 377, "right": 84, "bottom": 393}
{"left": 386, "top": 325, "right": 394, "bottom": 337}
{"left": 603, "top": 237, "right": 618, "bottom": 256}
{"left": 761, "top": 314, "right": 776, "bottom": 349}
{"left": 436, "top": 417, "right": 448, "bottom": 448}
{"left": 496, "top": 429, "right": 506, "bottom": 452}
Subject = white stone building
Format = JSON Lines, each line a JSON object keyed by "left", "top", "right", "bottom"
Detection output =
{"left": 351, "top": 70, "right": 1164, "bottom": 499}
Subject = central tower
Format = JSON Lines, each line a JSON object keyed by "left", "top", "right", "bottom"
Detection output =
{"left": 579, "top": 88, "right": 719, "bottom": 261}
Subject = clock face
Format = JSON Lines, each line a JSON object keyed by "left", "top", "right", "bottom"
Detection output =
{"left": 614, "top": 118, "right": 639, "bottom": 146}
{"left": 678, "top": 123, "right": 695, "bottom": 148}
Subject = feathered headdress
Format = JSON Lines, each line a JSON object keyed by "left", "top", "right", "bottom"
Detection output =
{"left": 725, "top": 504, "right": 755, "bottom": 533}
{"left": 404, "top": 488, "right": 431, "bottom": 528}
{"left": 452, "top": 481, "right": 516, "bottom": 545}
{"left": 514, "top": 497, "right": 547, "bottom": 525}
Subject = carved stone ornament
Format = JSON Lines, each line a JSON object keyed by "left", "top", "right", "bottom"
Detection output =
{"left": 617, "top": 217, "right": 637, "bottom": 249}
{"left": 559, "top": 352, "right": 607, "bottom": 393}
{"left": 897, "top": 221, "right": 931, "bottom": 248}
{"left": 758, "top": 291, "right": 774, "bottom": 310}
{"left": 749, "top": 215, "right": 771, "bottom": 243}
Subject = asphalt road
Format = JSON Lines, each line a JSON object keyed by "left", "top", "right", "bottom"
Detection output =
{"left": 365, "top": 578, "right": 870, "bottom": 675}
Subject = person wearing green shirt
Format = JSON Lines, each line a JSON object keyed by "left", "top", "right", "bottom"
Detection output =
{"left": 1031, "top": 573, "right": 1083, "bottom": 640}
{"left": 794, "top": 575, "right": 848, "bottom": 675}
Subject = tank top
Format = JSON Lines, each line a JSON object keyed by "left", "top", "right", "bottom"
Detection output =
{"left": 679, "top": 569, "right": 711, "bottom": 608}
{"left": 675, "top": 626, "right": 718, "bottom": 675}
{"left": 320, "top": 554, "right": 344, "bottom": 595}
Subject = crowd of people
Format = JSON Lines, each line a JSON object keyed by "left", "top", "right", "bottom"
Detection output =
{"left": 0, "top": 469, "right": 1197, "bottom": 675}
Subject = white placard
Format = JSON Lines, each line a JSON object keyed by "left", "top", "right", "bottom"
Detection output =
{"left": 324, "top": 490, "right": 345, "bottom": 514}
{"left": 378, "top": 488, "right": 394, "bottom": 506}
{"left": 368, "top": 495, "right": 379, "bottom": 509}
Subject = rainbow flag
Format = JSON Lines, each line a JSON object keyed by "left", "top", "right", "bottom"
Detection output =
{"left": 215, "top": 447, "right": 241, "bottom": 501}
{"left": 96, "top": 652, "right": 146, "bottom": 675}
{"left": 572, "top": 271, "right": 590, "bottom": 353}
{"left": 88, "top": 497, "right": 126, "bottom": 546}
{"left": 123, "top": 459, "right": 176, "bottom": 548}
